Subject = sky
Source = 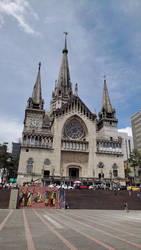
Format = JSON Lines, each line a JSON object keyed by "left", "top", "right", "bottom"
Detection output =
{"left": 0, "top": 0, "right": 141, "bottom": 149}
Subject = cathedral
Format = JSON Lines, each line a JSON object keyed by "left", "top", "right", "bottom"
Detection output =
{"left": 17, "top": 35, "right": 125, "bottom": 186}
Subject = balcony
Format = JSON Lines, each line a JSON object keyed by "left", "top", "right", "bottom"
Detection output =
{"left": 22, "top": 141, "right": 53, "bottom": 149}
{"left": 62, "top": 140, "right": 88, "bottom": 152}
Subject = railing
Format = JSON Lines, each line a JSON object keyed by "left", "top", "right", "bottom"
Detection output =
{"left": 97, "top": 146, "right": 122, "bottom": 154}
{"left": 62, "top": 140, "right": 89, "bottom": 151}
{"left": 22, "top": 141, "right": 53, "bottom": 149}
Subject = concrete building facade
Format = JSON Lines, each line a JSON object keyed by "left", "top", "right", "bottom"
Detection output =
{"left": 131, "top": 110, "right": 141, "bottom": 153}
{"left": 17, "top": 36, "right": 125, "bottom": 186}
{"left": 118, "top": 132, "right": 133, "bottom": 161}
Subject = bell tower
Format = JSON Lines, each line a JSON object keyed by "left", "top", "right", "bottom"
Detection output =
{"left": 97, "top": 76, "right": 118, "bottom": 137}
{"left": 24, "top": 63, "right": 45, "bottom": 132}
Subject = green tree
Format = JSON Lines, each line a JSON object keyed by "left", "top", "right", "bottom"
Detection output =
{"left": 128, "top": 149, "right": 141, "bottom": 184}
{"left": 0, "top": 143, "right": 18, "bottom": 182}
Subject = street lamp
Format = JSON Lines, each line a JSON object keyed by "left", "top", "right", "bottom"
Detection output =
{"left": 60, "top": 168, "right": 64, "bottom": 185}
{"left": 109, "top": 170, "right": 113, "bottom": 190}
{"left": 52, "top": 168, "right": 55, "bottom": 183}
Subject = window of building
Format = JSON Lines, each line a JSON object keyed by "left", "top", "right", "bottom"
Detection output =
{"left": 26, "top": 158, "right": 33, "bottom": 174}
{"left": 64, "top": 118, "right": 85, "bottom": 139}
{"left": 98, "top": 162, "right": 104, "bottom": 168}
{"left": 44, "top": 159, "right": 51, "bottom": 165}
{"left": 138, "top": 170, "right": 141, "bottom": 176}
{"left": 44, "top": 170, "right": 50, "bottom": 177}
{"left": 113, "top": 169, "right": 118, "bottom": 177}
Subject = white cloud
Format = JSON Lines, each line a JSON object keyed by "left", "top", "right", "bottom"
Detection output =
{"left": 120, "top": 0, "right": 141, "bottom": 15}
{"left": 118, "top": 127, "right": 132, "bottom": 137}
{"left": 0, "top": 116, "right": 23, "bottom": 151}
{"left": 0, "top": 0, "right": 39, "bottom": 35}
{"left": 0, "top": 14, "right": 4, "bottom": 27}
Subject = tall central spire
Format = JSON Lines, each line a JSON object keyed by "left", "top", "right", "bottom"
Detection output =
{"left": 51, "top": 33, "right": 73, "bottom": 111}
{"left": 56, "top": 32, "right": 72, "bottom": 97}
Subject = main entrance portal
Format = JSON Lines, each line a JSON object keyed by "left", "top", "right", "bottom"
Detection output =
{"left": 69, "top": 168, "right": 79, "bottom": 178}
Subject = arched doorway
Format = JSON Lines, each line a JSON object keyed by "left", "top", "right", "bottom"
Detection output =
{"left": 69, "top": 168, "right": 79, "bottom": 178}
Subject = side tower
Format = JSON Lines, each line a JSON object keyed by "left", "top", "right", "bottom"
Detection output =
{"left": 17, "top": 63, "right": 53, "bottom": 185}
{"left": 97, "top": 76, "right": 118, "bottom": 138}
{"left": 96, "top": 77, "right": 125, "bottom": 185}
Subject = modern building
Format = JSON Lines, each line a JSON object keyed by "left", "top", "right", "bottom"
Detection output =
{"left": 17, "top": 36, "right": 125, "bottom": 186}
{"left": 131, "top": 110, "right": 141, "bottom": 153}
{"left": 12, "top": 142, "right": 21, "bottom": 161}
{"left": 118, "top": 132, "right": 133, "bottom": 161}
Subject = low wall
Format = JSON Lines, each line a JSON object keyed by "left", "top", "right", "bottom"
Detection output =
{"left": 65, "top": 190, "right": 141, "bottom": 210}
{"left": 0, "top": 189, "right": 11, "bottom": 208}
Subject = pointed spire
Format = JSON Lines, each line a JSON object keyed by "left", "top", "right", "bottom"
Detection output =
{"left": 101, "top": 76, "right": 113, "bottom": 113}
{"left": 74, "top": 83, "right": 78, "bottom": 96}
{"left": 56, "top": 32, "right": 72, "bottom": 96}
{"left": 63, "top": 32, "right": 68, "bottom": 54}
{"left": 32, "top": 62, "right": 42, "bottom": 105}
{"left": 97, "top": 76, "right": 117, "bottom": 131}
{"left": 26, "top": 62, "right": 44, "bottom": 110}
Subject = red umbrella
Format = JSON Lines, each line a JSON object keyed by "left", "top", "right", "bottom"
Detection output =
{"left": 74, "top": 180, "right": 81, "bottom": 184}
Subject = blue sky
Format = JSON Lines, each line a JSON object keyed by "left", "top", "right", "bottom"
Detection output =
{"left": 0, "top": 0, "right": 141, "bottom": 148}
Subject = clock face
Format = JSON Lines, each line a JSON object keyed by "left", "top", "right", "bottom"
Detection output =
{"left": 30, "top": 118, "right": 40, "bottom": 128}
{"left": 64, "top": 118, "right": 85, "bottom": 139}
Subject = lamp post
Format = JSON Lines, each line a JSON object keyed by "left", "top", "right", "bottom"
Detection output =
{"left": 109, "top": 170, "right": 113, "bottom": 190}
{"left": 60, "top": 168, "right": 64, "bottom": 185}
{"left": 93, "top": 169, "right": 95, "bottom": 185}
{"left": 101, "top": 169, "right": 104, "bottom": 181}
{"left": 52, "top": 168, "right": 55, "bottom": 184}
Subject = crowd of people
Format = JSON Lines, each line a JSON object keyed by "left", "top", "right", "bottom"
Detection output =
{"left": 0, "top": 182, "right": 19, "bottom": 189}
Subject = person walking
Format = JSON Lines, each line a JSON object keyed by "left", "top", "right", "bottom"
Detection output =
{"left": 124, "top": 201, "right": 129, "bottom": 212}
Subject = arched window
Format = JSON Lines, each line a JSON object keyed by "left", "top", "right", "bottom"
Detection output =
{"left": 112, "top": 163, "right": 118, "bottom": 177}
{"left": 113, "top": 169, "right": 118, "bottom": 177}
{"left": 26, "top": 158, "right": 33, "bottom": 174}
{"left": 98, "top": 162, "right": 104, "bottom": 168}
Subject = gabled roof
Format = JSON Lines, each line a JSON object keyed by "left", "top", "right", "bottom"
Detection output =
{"left": 52, "top": 95, "right": 96, "bottom": 121}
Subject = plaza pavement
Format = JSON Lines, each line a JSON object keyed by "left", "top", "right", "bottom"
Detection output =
{"left": 0, "top": 209, "right": 141, "bottom": 250}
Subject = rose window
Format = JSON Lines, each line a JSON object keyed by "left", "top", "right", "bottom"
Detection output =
{"left": 64, "top": 118, "right": 85, "bottom": 139}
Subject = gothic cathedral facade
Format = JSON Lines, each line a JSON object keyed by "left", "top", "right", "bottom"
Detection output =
{"left": 17, "top": 37, "right": 125, "bottom": 186}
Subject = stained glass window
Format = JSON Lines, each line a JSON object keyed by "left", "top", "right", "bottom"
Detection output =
{"left": 64, "top": 118, "right": 85, "bottom": 139}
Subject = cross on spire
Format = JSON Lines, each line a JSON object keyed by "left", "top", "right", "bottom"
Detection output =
{"left": 64, "top": 32, "right": 68, "bottom": 36}
{"left": 63, "top": 32, "right": 68, "bottom": 54}
{"left": 39, "top": 62, "right": 41, "bottom": 70}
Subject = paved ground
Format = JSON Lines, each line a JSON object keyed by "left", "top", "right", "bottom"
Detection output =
{"left": 0, "top": 209, "right": 141, "bottom": 250}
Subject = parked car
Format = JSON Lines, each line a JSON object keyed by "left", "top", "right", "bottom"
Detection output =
{"left": 88, "top": 185, "right": 95, "bottom": 190}
{"left": 48, "top": 184, "right": 55, "bottom": 187}
{"left": 127, "top": 186, "right": 140, "bottom": 191}
{"left": 80, "top": 186, "right": 88, "bottom": 189}
{"left": 61, "top": 184, "right": 68, "bottom": 189}
{"left": 120, "top": 185, "right": 126, "bottom": 190}
{"left": 68, "top": 186, "right": 74, "bottom": 189}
